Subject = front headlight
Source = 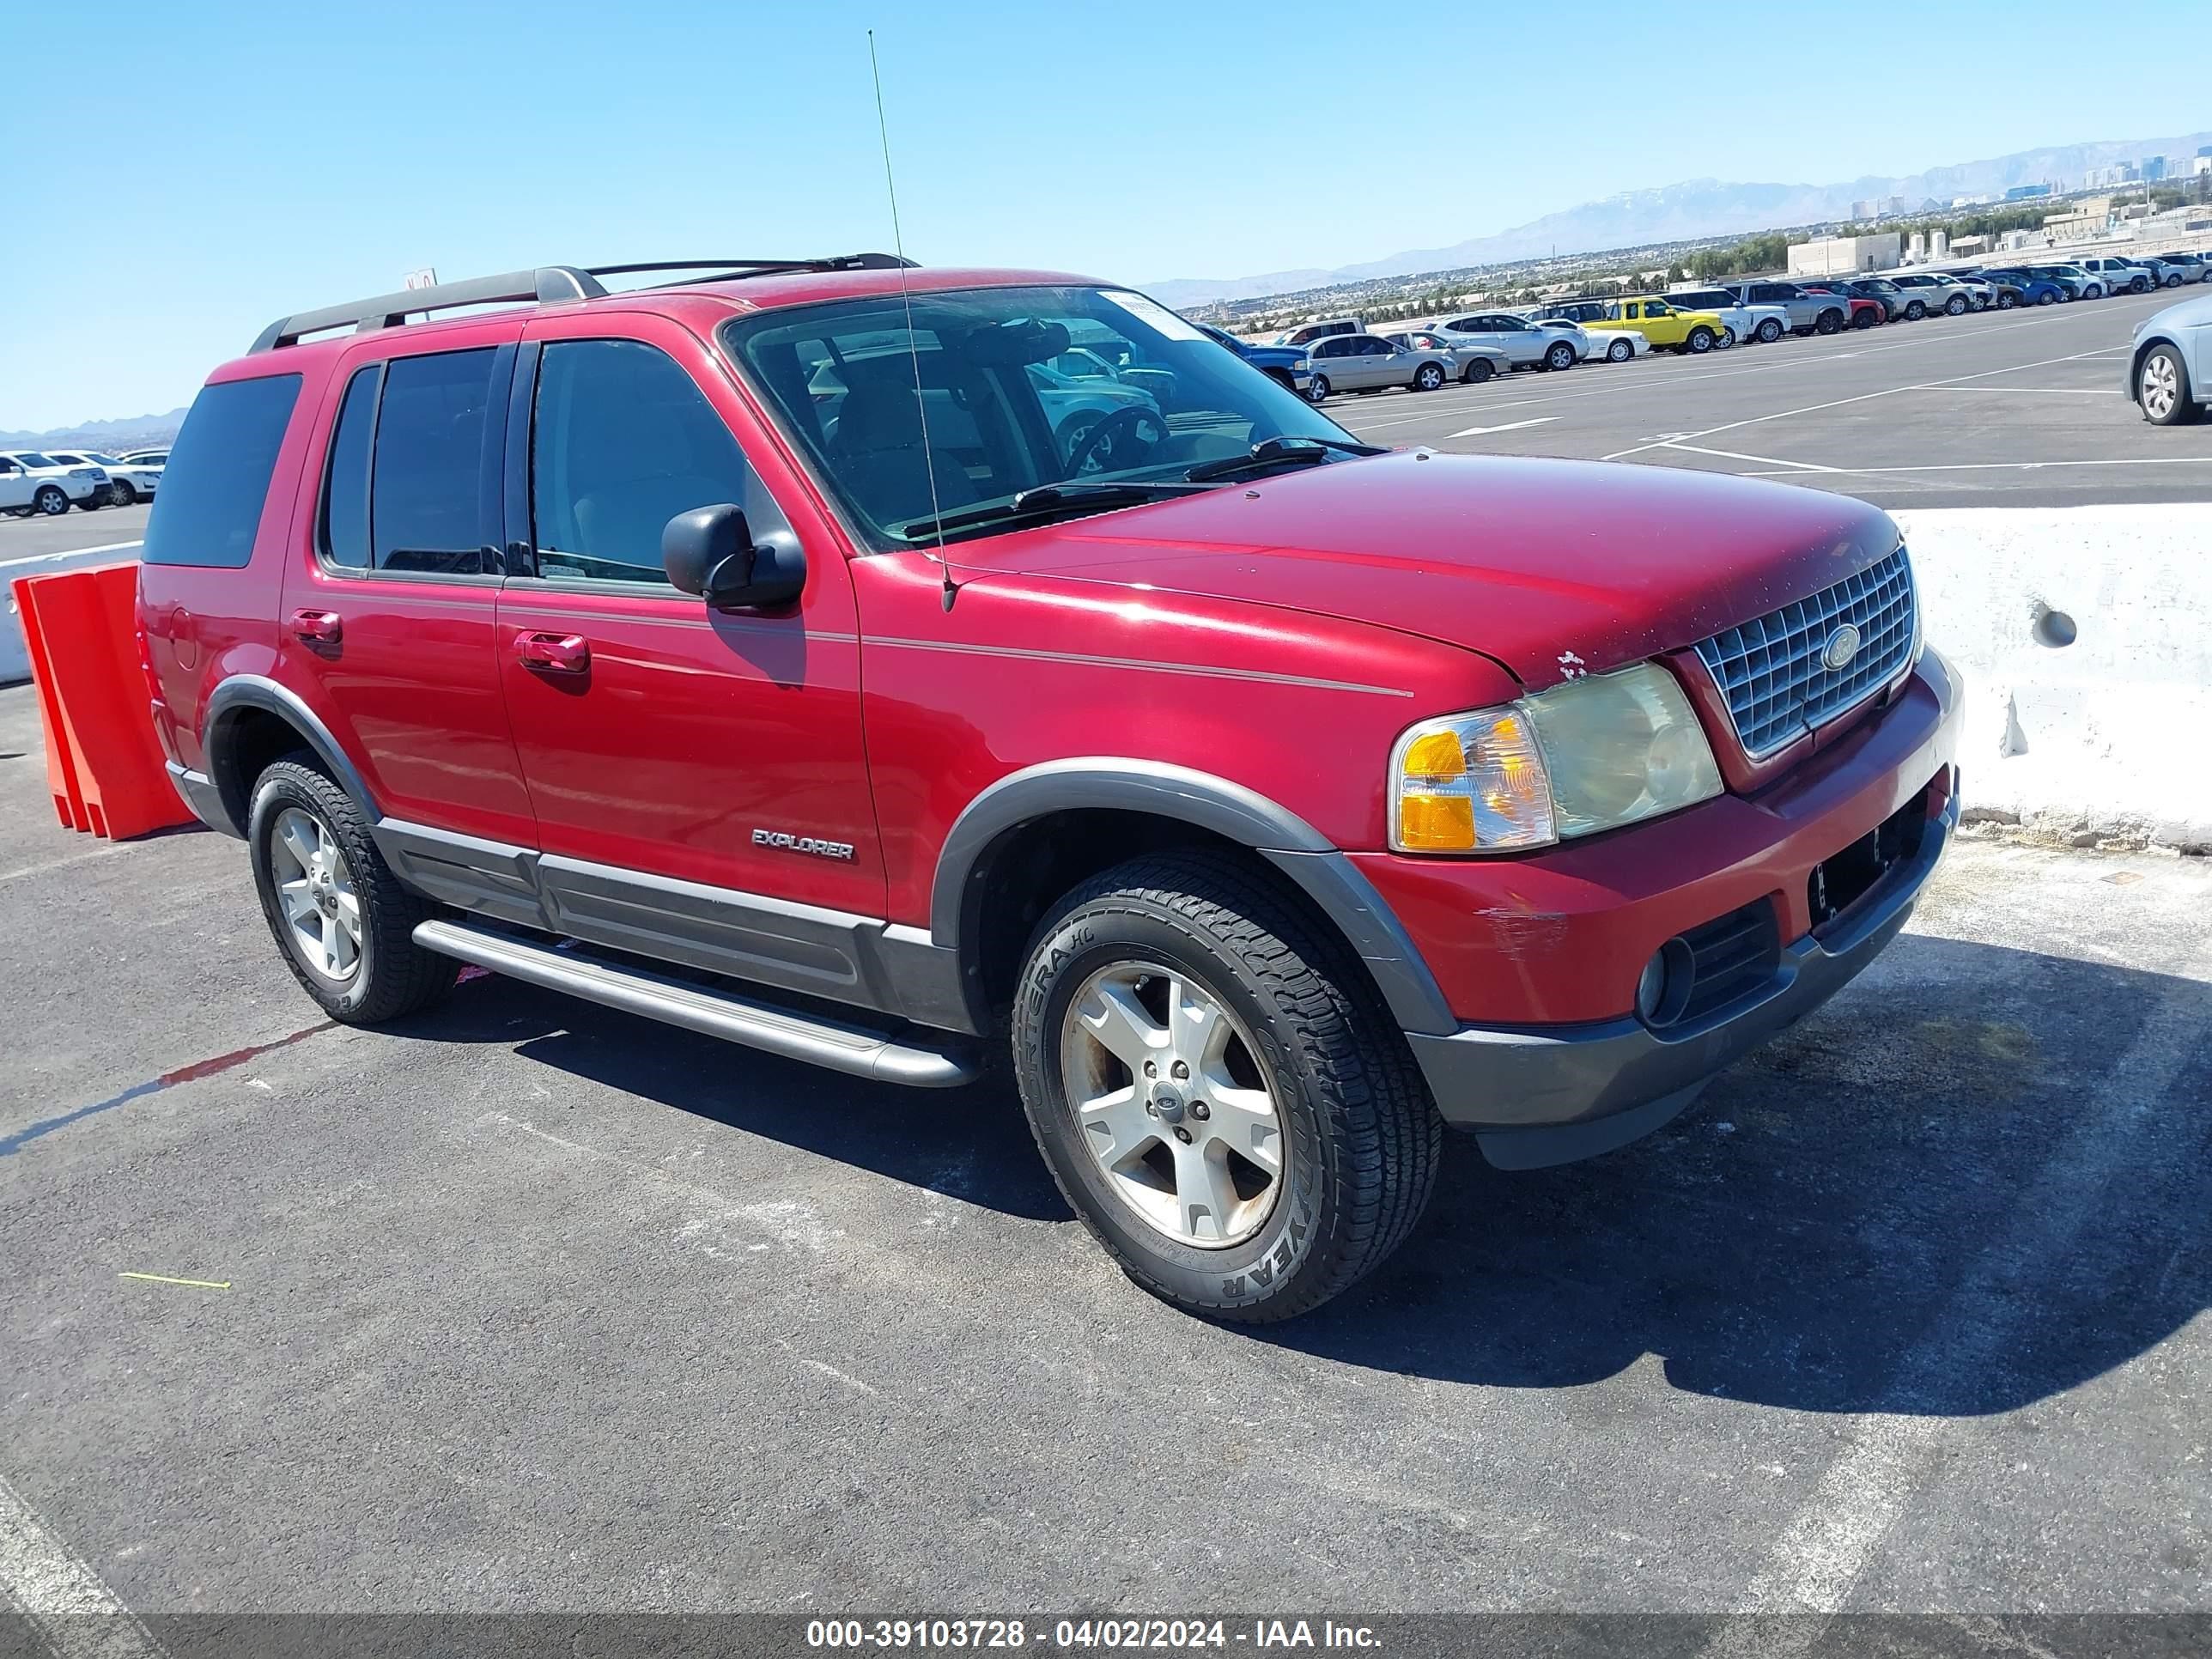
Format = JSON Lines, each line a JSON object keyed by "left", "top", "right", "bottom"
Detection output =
{"left": 1389, "top": 663, "right": 1723, "bottom": 854}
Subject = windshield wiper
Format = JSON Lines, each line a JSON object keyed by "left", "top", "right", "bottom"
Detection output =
{"left": 896, "top": 479, "right": 1212, "bottom": 544}
{"left": 1182, "top": 434, "right": 1389, "bottom": 483}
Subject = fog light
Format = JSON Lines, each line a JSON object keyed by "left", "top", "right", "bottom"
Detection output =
{"left": 1637, "top": 938, "right": 1696, "bottom": 1027}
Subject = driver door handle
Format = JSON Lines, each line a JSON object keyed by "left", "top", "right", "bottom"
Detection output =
{"left": 514, "top": 630, "right": 590, "bottom": 674}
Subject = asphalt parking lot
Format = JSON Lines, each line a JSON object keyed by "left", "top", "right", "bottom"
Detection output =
{"left": 1325, "top": 286, "right": 2212, "bottom": 510}
{"left": 2, "top": 673, "right": 2208, "bottom": 1633}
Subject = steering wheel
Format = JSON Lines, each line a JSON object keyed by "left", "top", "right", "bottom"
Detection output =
{"left": 1065, "top": 404, "right": 1170, "bottom": 475}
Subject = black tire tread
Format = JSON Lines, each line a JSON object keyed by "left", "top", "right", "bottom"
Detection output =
{"left": 251, "top": 757, "right": 458, "bottom": 1024}
{"left": 1018, "top": 850, "right": 1442, "bottom": 1322}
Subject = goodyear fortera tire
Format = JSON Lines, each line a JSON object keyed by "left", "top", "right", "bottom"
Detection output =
{"left": 1012, "top": 853, "right": 1443, "bottom": 1322}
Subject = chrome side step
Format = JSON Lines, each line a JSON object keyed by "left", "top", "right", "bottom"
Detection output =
{"left": 413, "top": 919, "right": 980, "bottom": 1087}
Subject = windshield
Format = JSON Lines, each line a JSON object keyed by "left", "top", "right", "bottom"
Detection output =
{"left": 722, "top": 284, "right": 1361, "bottom": 549}
{"left": 15, "top": 453, "right": 54, "bottom": 467}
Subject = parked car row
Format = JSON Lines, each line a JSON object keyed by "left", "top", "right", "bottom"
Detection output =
{"left": 1260, "top": 246, "right": 2212, "bottom": 406}
{"left": 0, "top": 445, "right": 166, "bottom": 517}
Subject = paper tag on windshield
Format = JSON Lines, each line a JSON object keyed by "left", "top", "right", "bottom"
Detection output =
{"left": 1100, "top": 289, "right": 1206, "bottom": 343}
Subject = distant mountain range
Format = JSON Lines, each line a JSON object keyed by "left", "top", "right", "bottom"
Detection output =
{"left": 0, "top": 410, "right": 189, "bottom": 450}
{"left": 1146, "top": 129, "right": 2212, "bottom": 307}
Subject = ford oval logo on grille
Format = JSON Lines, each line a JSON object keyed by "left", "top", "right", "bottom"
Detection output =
{"left": 1820, "top": 624, "right": 1863, "bottom": 672}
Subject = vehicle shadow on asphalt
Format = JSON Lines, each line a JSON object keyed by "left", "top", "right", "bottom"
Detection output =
{"left": 382, "top": 976, "right": 1073, "bottom": 1223}
{"left": 1265, "top": 933, "right": 2212, "bottom": 1417}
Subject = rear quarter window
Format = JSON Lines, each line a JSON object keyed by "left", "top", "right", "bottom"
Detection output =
{"left": 142, "top": 374, "right": 302, "bottom": 568}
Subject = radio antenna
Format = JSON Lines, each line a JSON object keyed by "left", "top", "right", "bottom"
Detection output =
{"left": 868, "top": 28, "right": 957, "bottom": 612}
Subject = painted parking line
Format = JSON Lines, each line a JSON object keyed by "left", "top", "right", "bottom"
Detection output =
{"left": 1448, "top": 416, "right": 1559, "bottom": 438}
{"left": 1733, "top": 454, "right": 2212, "bottom": 478}
{"left": 0, "top": 1470, "right": 169, "bottom": 1658}
{"left": 1599, "top": 348, "right": 2130, "bottom": 461}
{"left": 1657, "top": 442, "right": 1843, "bottom": 473}
{"left": 0, "top": 541, "right": 144, "bottom": 572}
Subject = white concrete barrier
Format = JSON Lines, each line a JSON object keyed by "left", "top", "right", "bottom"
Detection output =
{"left": 0, "top": 544, "right": 144, "bottom": 686}
{"left": 1896, "top": 504, "right": 2212, "bottom": 854}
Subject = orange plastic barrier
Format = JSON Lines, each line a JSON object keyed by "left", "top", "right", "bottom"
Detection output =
{"left": 10, "top": 563, "right": 193, "bottom": 841}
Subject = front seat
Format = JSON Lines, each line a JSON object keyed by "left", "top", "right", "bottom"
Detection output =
{"left": 826, "top": 373, "right": 981, "bottom": 531}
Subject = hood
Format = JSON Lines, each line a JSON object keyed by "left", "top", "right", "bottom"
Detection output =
{"left": 2145, "top": 292, "right": 2212, "bottom": 332}
{"left": 958, "top": 453, "right": 1899, "bottom": 690}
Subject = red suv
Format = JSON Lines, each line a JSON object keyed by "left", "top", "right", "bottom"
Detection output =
{"left": 139, "top": 257, "right": 1961, "bottom": 1321}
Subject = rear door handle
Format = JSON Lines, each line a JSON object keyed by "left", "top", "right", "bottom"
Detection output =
{"left": 290, "top": 609, "right": 342, "bottom": 645}
{"left": 514, "top": 630, "right": 590, "bottom": 674}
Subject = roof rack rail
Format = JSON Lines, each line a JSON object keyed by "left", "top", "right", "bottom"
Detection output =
{"left": 247, "top": 253, "right": 917, "bottom": 353}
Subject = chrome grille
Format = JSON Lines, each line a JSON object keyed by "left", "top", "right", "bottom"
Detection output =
{"left": 1692, "top": 547, "right": 1916, "bottom": 760}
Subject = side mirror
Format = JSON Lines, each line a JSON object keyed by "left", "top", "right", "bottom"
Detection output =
{"left": 662, "top": 504, "right": 805, "bottom": 610}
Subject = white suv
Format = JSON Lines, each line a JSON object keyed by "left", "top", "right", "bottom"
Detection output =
{"left": 50, "top": 449, "right": 162, "bottom": 505}
{"left": 0, "top": 451, "right": 110, "bottom": 516}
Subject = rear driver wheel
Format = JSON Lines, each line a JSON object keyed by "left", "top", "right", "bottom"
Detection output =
{"left": 1012, "top": 853, "right": 1442, "bottom": 1322}
{"left": 249, "top": 759, "right": 459, "bottom": 1024}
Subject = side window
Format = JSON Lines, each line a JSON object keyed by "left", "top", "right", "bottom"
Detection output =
{"left": 142, "top": 374, "right": 302, "bottom": 569}
{"left": 371, "top": 348, "right": 500, "bottom": 574}
{"left": 319, "top": 364, "right": 379, "bottom": 568}
{"left": 530, "top": 338, "right": 751, "bottom": 586}
{"left": 1646, "top": 301, "right": 1672, "bottom": 316}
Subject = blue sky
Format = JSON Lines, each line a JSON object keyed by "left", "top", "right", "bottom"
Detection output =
{"left": 3, "top": 0, "right": 2204, "bottom": 431}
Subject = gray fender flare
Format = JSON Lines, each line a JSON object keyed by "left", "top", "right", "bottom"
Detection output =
{"left": 929, "top": 758, "right": 1457, "bottom": 1036}
{"left": 204, "top": 675, "right": 379, "bottom": 835}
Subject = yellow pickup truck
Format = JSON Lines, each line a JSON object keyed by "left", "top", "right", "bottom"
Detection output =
{"left": 1588, "top": 295, "right": 1728, "bottom": 356}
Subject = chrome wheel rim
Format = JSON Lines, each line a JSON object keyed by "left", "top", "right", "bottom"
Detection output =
{"left": 1060, "top": 960, "right": 1284, "bottom": 1249}
{"left": 271, "top": 806, "right": 362, "bottom": 982}
{"left": 2142, "top": 356, "right": 2179, "bottom": 420}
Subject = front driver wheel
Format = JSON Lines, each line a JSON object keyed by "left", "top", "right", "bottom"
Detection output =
{"left": 249, "top": 759, "right": 459, "bottom": 1023}
{"left": 1304, "top": 374, "right": 1330, "bottom": 404}
{"left": 2137, "top": 345, "right": 2197, "bottom": 426}
{"left": 1012, "top": 853, "right": 1442, "bottom": 1322}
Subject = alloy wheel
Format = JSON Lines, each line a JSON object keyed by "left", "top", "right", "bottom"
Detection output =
{"left": 270, "top": 806, "right": 362, "bottom": 982}
{"left": 1060, "top": 960, "right": 1283, "bottom": 1249}
{"left": 2142, "top": 355, "right": 2179, "bottom": 422}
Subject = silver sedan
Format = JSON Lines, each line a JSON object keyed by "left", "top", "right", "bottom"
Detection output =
{"left": 1304, "top": 333, "right": 1460, "bottom": 399}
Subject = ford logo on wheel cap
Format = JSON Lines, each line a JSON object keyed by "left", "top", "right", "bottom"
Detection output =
{"left": 1820, "top": 624, "right": 1863, "bottom": 672}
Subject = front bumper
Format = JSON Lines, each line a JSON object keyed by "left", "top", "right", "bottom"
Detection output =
{"left": 1407, "top": 787, "right": 1954, "bottom": 1168}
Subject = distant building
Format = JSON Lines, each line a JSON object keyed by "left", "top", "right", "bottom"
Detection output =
{"left": 1786, "top": 232, "right": 1902, "bottom": 276}
{"left": 2003, "top": 182, "right": 2054, "bottom": 201}
{"left": 2142, "top": 156, "right": 2168, "bottom": 182}
{"left": 1949, "top": 234, "right": 1990, "bottom": 257}
{"left": 1851, "top": 199, "right": 1880, "bottom": 221}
